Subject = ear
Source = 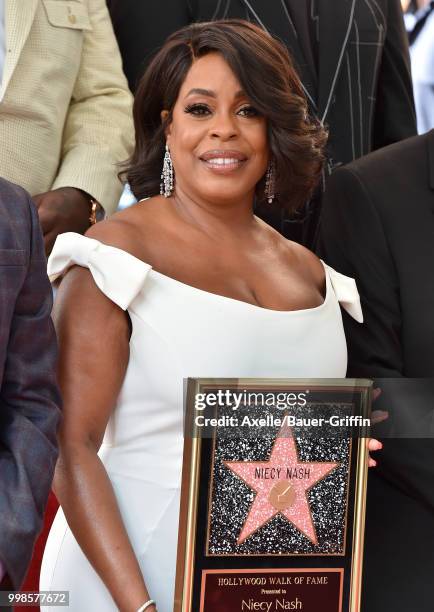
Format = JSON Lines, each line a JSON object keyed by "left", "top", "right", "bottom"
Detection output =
{"left": 160, "top": 110, "right": 171, "bottom": 139}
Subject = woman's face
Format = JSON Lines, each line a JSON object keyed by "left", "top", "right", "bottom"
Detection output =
{"left": 165, "top": 52, "right": 269, "bottom": 205}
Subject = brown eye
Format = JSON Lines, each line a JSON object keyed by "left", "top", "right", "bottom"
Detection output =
{"left": 237, "top": 105, "right": 261, "bottom": 117}
{"left": 184, "top": 103, "right": 212, "bottom": 116}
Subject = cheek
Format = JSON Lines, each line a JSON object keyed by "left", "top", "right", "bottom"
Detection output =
{"left": 170, "top": 131, "right": 204, "bottom": 173}
{"left": 250, "top": 130, "right": 269, "bottom": 175}
{"left": 168, "top": 113, "right": 204, "bottom": 158}
{"left": 246, "top": 122, "right": 268, "bottom": 160}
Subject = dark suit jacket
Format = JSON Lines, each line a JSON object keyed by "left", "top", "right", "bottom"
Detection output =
{"left": 318, "top": 130, "right": 434, "bottom": 377}
{"left": 0, "top": 179, "right": 61, "bottom": 590}
{"left": 317, "top": 131, "right": 434, "bottom": 612}
{"left": 108, "top": 0, "right": 416, "bottom": 166}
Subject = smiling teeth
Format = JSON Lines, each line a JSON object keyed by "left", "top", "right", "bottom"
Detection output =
{"left": 206, "top": 158, "right": 241, "bottom": 165}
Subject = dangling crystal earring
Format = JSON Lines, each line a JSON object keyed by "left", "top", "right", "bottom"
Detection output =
{"left": 160, "top": 143, "right": 174, "bottom": 197}
{"left": 264, "top": 159, "right": 276, "bottom": 204}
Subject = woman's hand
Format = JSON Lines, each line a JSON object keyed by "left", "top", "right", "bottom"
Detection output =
{"left": 367, "top": 438, "right": 383, "bottom": 467}
{"left": 367, "top": 387, "right": 389, "bottom": 467}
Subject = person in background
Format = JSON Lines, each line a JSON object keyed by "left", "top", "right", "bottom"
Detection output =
{"left": 404, "top": 0, "right": 434, "bottom": 132}
{"left": 317, "top": 129, "right": 434, "bottom": 612}
{"left": 0, "top": 179, "right": 61, "bottom": 604}
{"left": 0, "top": 0, "right": 134, "bottom": 254}
{"left": 107, "top": 0, "right": 417, "bottom": 247}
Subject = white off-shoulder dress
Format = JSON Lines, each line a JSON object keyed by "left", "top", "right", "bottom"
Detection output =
{"left": 40, "top": 232, "right": 363, "bottom": 612}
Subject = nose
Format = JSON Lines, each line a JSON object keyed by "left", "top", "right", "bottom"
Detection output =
{"left": 209, "top": 110, "right": 239, "bottom": 141}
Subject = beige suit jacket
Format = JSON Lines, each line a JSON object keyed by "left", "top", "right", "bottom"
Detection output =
{"left": 0, "top": 0, "right": 134, "bottom": 214}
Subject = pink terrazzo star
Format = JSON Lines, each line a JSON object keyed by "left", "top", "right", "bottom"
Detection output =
{"left": 224, "top": 423, "right": 339, "bottom": 545}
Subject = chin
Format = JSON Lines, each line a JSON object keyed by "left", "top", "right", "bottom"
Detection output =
{"left": 199, "top": 185, "right": 249, "bottom": 204}
{"left": 196, "top": 173, "right": 252, "bottom": 202}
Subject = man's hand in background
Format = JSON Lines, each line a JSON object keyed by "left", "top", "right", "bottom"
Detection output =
{"left": 34, "top": 187, "right": 92, "bottom": 255}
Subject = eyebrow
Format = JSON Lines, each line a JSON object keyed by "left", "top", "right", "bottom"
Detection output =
{"left": 185, "top": 88, "right": 246, "bottom": 98}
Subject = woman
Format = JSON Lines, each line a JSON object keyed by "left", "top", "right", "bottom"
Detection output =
{"left": 40, "top": 20, "right": 379, "bottom": 612}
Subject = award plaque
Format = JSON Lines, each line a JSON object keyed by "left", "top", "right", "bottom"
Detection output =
{"left": 175, "top": 378, "right": 372, "bottom": 612}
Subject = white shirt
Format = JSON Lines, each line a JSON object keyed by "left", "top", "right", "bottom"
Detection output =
{"left": 410, "top": 10, "right": 434, "bottom": 133}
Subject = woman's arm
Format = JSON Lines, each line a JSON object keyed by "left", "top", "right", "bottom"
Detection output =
{"left": 52, "top": 265, "right": 155, "bottom": 612}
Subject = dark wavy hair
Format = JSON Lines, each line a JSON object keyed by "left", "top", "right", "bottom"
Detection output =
{"left": 125, "top": 20, "right": 327, "bottom": 211}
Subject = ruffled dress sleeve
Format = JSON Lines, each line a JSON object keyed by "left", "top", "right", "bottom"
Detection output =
{"left": 47, "top": 232, "right": 152, "bottom": 310}
{"left": 322, "top": 262, "right": 364, "bottom": 323}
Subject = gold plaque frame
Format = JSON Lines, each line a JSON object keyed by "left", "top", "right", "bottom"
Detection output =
{"left": 175, "top": 378, "right": 372, "bottom": 612}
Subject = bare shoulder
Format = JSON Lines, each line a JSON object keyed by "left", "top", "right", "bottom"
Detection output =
{"left": 287, "top": 240, "right": 326, "bottom": 293}
{"left": 56, "top": 204, "right": 157, "bottom": 307}
{"left": 85, "top": 210, "right": 141, "bottom": 255}
{"left": 257, "top": 218, "right": 325, "bottom": 292}
{"left": 85, "top": 197, "right": 168, "bottom": 261}
{"left": 259, "top": 218, "right": 325, "bottom": 294}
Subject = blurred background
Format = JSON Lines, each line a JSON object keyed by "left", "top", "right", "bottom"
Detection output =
{"left": 402, "top": 0, "right": 434, "bottom": 134}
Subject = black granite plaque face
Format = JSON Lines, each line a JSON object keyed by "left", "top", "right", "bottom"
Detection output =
{"left": 208, "top": 432, "right": 351, "bottom": 556}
